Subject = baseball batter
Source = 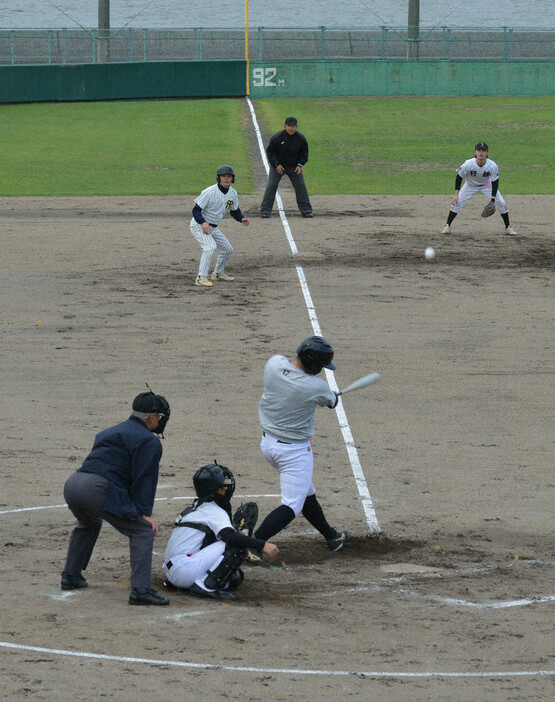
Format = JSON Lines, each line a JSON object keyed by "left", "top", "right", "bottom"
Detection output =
{"left": 190, "top": 165, "right": 250, "bottom": 287}
{"left": 441, "top": 142, "right": 517, "bottom": 235}
{"left": 250, "top": 336, "right": 350, "bottom": 563}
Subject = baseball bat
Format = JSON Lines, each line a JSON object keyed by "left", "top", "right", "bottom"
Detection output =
{"left": 337, "top": 372, "right": 380, "bottom": 396}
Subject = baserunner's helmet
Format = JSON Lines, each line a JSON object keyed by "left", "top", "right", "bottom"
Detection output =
{"left": 296, "top": 336, "right": 337, "bottom": 375}
{"left": 216, "top": 165, "right": 235, "bottom": 183}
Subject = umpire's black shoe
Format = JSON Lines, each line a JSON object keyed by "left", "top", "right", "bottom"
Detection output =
{"left": 302, "top": 212, "right": 313, "bottom": 218}
{"left": 327, "top": 530, "right": 350, "bottom": 552}
{"left": 129, "top": 588, "right": 170, "bottom": 606}
{"left": 189, "top": 583, "right": 235, "bottom": 601}
{"left": 61, "top": 571, "right": 88, "bottom": 591}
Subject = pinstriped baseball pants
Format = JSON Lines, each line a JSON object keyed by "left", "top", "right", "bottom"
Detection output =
{"left": 190, "top": 219, "right": 234, "bottom": 277}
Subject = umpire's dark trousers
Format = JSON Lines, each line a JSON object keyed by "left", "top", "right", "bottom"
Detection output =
{"left": 260, "top": 166, "right": 312, "bottom": 216}
{"left": 63, "top": 471, "right": 155, "bottom": 589}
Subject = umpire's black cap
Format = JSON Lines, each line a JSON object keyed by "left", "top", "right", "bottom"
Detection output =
{"left": 475, "top": 141, "right": 488, "bottom": 150}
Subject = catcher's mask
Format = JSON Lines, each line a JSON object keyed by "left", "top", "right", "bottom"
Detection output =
{"left": 296, "top": 335, "right": 337, "bottom": 375}
{"left": 132, "top": 390, "right": 170, "bottom": 435}
{"left": 193, "top": 462, "right": 236, "bottom": 501}
{"left": 216, "top": 164, "right": 235, "bottom": 183}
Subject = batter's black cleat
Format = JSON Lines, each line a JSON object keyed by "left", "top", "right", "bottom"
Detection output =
{"left": 327, "top": 530, "right": 350, "bottom": 552}
{"left": 189, "top": 583, "right": 235, "bottom": 601}
{"left": 61, "top": 571, "right": 88, "bottom": 591}
{"left": 129, "top": 588, "right": 170, "bottom": 606}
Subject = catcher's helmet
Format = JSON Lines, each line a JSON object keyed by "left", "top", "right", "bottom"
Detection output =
{"left": 193, "top": 462, "right": 236, "bottom": 501}
{"left": 132, "top": 391, "right": 170, "bottom": 435}
{"left": 296, "top": 336, "right": 337, "bottom": 375}
{"left": 216, "top": 164, "right": 235, "bottom": 183}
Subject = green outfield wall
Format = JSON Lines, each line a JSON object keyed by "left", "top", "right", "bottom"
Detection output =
{"left": 0, "top": 60, "right": 245, "bottom": 103}
{"left": 0, "top": 59, "right": 553, "bottom": 103}
{"left": 248, "top": 61, "right": 554, "bottom": 97}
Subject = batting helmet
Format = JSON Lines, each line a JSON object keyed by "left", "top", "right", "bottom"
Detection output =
{"left": 193, "top": 462, "right": 236, "bottom": 501}
{"left": 296, "top": 336, "right": 337, "bottom": 375}
{"left": 132, "top": 391, "right": 170, "bottom": 435}
{"left": 216, "top": 165, "right": 235, "bottom": 183}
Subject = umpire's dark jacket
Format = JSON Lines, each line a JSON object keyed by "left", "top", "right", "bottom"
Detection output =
{"left": 266, "top": 129, "right": 309, "bottom": 169}
{"left": 78, "top": 415, "right": 162, "bottom": 520}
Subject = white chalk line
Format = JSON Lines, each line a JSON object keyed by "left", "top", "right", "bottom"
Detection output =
{"left": 0, "top": 494, "right": 281, "bottom": 515}
{"left": 0, "top": 642, "right": 552, "bottom": 678}
{"left": 246, "top": 97, "right": 381, "bottom": 536}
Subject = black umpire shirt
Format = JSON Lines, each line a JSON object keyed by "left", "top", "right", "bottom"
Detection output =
{"left": 266, "top": 129, "right": 309, "bottom": 169}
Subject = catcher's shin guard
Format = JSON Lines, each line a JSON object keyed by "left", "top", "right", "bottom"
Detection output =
{"left": 204, "top": 546, "right": 245, "bottom": 591}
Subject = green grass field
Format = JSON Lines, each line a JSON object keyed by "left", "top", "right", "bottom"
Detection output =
{"left": 1, "top": 96, "right": 553, "bottom": 196}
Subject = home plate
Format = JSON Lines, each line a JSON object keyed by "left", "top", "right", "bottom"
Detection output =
{"left": 380, "top": 563, "right": 442, "bottom": 574}
{"left": 293, "top": 252, "right": 325, "bottom": 261}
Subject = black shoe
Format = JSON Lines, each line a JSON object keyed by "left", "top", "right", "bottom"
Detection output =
{"left": 327, "top": 530, "right": 350, "bottom": 552}
{"left": 260, "top": 213, "right": 270, "bottom": 218}
{"left": 61, "top": 571, "right": 88, "bottom": 591}
{"left": 302, "top": 213, "right": 313, "bottom": 218}
{"left": 189, "top": 583, "right": 235, "bottom": 601}
{"left": 129, "top": 588, "right": 170, "bottom": 606}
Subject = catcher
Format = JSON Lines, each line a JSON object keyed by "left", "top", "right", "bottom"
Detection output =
{"left": 441, "top": 142, "right": 517, "bottom": 236}
{"left": 162, "top": 463, "right": 279, "bottom": 600}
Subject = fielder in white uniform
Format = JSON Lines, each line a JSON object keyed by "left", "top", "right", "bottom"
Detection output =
{"left": 249, "top": 336, "right": 350, "bottom": 564}
{"left": 163, "top": 463, "right": 278, "bottom": 600}
{"left": 190, "top": 165, "right": 250, "bottom": 287}
{"left": 441, "top": 142, "right": 517, "bottom": 235}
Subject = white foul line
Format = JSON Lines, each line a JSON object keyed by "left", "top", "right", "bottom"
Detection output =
{"left": 0, "top": 642, "right": 552, "bottom": 679}
{"left": 246, "top": 97, "right": 381, "bottom": 535}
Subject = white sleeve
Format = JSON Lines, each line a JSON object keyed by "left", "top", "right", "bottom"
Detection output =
{"left": 456, "top": 160, "right": 469, "bottom": 177}
{"left": 195, "top": 187, "right": 213, "bottom": 210}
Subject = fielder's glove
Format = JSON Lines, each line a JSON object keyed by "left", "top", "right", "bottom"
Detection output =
{"left": 232, "top": 502, "right": 258, "bottom": 537}
{"left": 481, "top": 200, "right": 496, "bottom": 218}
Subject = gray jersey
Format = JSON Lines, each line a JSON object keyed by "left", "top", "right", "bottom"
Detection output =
{"left": 258, "top": 355, "right": 336, "bottom": 443}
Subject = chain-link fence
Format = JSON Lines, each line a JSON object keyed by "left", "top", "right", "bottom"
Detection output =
{"left": 0, "top": 26, "right": 553, "bottom": 65}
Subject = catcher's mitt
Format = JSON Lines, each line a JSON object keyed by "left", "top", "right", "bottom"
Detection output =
{"left": 232, "top": 502, "right": 258, "bottom": 536}
{"left": 481, "top": 200, "right": 496, "bottom": 218}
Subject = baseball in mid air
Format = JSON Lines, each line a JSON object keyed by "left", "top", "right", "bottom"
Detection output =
{"left": 424, "top": 247, "right": 435, "bottom": 260}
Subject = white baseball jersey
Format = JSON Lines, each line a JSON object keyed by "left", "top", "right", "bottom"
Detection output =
{"left": 258, "top": 355, "right": 336, "bottom": 443}
{"left": 456, "top": 158, "right": 499, "bottom": 187}
{"left": 164, "top": 501, "right": 232, "bottom": 561}
{"left": 194, "top": 183, "right": 239, "bottom": 225}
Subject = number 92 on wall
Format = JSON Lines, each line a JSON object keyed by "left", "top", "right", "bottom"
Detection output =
{"left": 252, "top": 67, "right": 279, "bottom": 87}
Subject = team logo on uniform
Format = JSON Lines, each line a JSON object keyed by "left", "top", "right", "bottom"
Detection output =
{"left": 470, "top": 170, "right": 477, "bottom": 176}
{"left": 225, "top": 199, "right": 234, "bottom": 210}
{"left": 482, "top": 170, "right": 491, "bottom": 178}
{"left": 307, "top": 446, "right": 311, "bottom": 452}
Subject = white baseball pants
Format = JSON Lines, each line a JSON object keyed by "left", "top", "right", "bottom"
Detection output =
{"left": 163, "top": 541, "right": 225, "bottom": 591}
{"left": 260, "top": 432, "right": 316, "bottom": 515}
{"left": 190, "top": 219, "right": 233, "bottom": 277}
{"left": 450, "top": 183, "right": 508, "bottom": 214}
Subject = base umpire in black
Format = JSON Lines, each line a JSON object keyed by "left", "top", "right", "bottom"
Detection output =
{"left": 61, "top": 390, "right": 171, "bottom": 606}
{"left": 260, "top": 116, "right": 313, "bottom": 218}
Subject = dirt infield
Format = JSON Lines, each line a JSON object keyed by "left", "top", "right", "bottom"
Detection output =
{"left": 1, "top": 193, "right": 554, "bottom": 701}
